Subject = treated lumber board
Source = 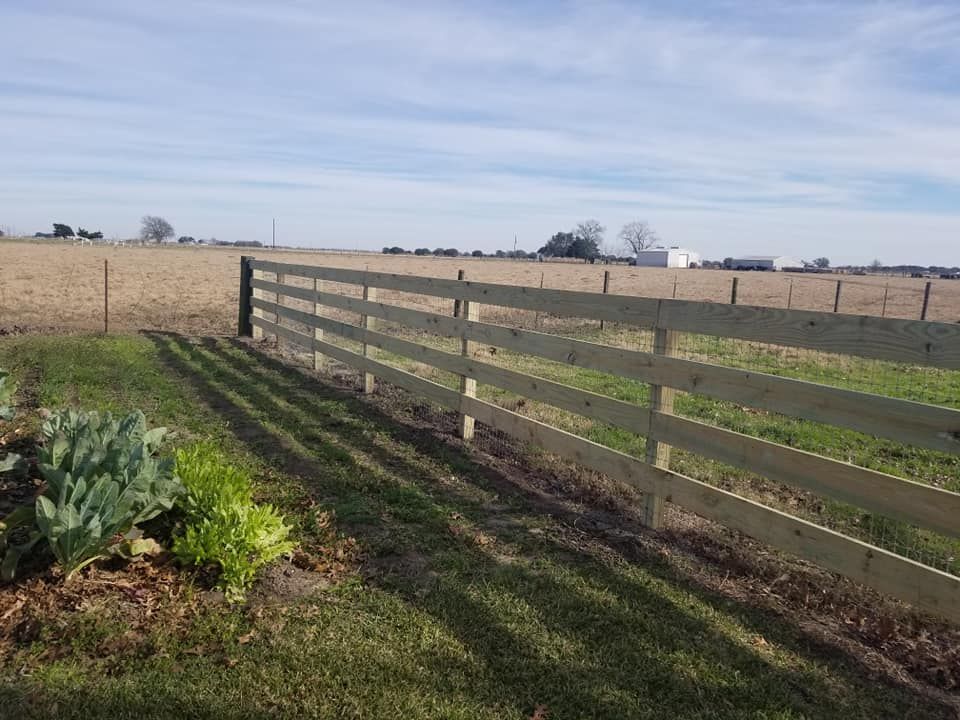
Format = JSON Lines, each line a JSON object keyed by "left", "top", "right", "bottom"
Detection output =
{"left": 455, "top": 398, "right": 960, "bottom": 624}
{"left": 650, "top": 412, "right": 960, "bottom": 538}
{"left": 254, "top": 300, "right": 960, "bottom": 537}
{"left": 250, "top": 286, "right": 960, "bottom": 455}
{"left": 473, "top": 402, "right": 960, "bottom": 620}
{"left": 458, "top": 280, "right": 479, "bottom": 440}
{"left": 255, "top": 298, "right": 653, "bottom": 435}
{"left": 658, "top": 299, "right": 960, "bottom": 368}
{"left": 312, "top": 278, "right": 324, "bottom": 371}
{"left": 237, "top": 256, "right": 254, "bottom": 337}
{"left": 249, "top": 261, "right": 960, "bottom": 368}
{"left": 648, "top": 355, "right": 960, "bottom": 456}
{"left": 251, "top": 315, "right": 460, "bottom": 409}
{"left": 250, "top": 268, "right": 264, "bottom": 340}
{"left": 250, "top": 263, "right": 660, "bottom": 326}
{"left": 252, "top": 314, "right": 960, "bottom": 624}
{"left": 643, "top": 324, "right": 678, "bottom": 528}
{"left": 361, "top": 284, "right": 377, "bottom": 393}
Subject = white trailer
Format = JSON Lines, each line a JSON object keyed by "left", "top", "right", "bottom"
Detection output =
{"left": 632, "top": 247, "right": 701, "bottom": 268}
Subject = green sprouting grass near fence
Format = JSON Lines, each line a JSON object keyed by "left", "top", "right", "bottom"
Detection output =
{"left": 3, "top": 334, "right": 952, "bottom": 719}
{"left": 334, "top": 319, "right": 960, "bottom": 575}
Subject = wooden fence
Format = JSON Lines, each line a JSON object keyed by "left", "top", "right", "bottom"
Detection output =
{"left": 238, "top": 256, "right": 960, "bottom": 624}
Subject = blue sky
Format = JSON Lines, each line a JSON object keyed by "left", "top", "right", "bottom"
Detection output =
{"left": 1, "top": 1, "right": 959, "bottom": 264}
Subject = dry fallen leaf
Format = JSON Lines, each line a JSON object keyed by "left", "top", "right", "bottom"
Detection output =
{"left": 0, "top": 598, "right": 25, "bottom": 622}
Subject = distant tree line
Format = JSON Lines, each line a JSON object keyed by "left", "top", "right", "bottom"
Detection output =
{"left": 33, "top": 223, "right": 104, "bottom": 239}
{"left": 26, "top": 216, "right": 263, "bottom": 247}
{"left": 380, "top": 219, "right": 656, "bottom": 263}
{"left": 382, "top": 246, "right": 541, "bottom": 259}
{"left": 383, "top": 219, "right": 660, "bottom": 262}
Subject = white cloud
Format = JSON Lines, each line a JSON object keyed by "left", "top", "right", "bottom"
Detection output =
{"left": 0, "top": 0, "right": 958, "bottom": 264}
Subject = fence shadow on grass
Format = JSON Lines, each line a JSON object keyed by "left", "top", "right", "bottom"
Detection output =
{"left": 132, "top": 332, "right": 953, "bottom": 719}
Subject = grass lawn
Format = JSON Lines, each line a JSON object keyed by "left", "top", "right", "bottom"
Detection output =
{"left": 0, "top": 333, "right": 954, "bottom": 719}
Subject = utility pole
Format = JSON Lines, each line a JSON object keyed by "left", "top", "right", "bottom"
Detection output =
{"left": 513, "top": 234, "right": 517, "bottom": 255}
{"left": 272, "top": 218, "right": 276, "bottom": 249}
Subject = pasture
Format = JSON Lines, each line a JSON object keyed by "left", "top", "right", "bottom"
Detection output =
{"left": 2, "top": 241, "right": 960, "bottom": 718}
{"left": 2, "top": 241, "right": 959, "bottom": 335}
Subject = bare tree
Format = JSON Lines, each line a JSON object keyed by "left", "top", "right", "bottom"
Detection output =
{"left": 574, "top": 219, "right": 605, "bottom": 245}
{"left": 140, "top": 215, "right": 174, "bottom": 244}
{"left": 618, "top": 221, "right": 659, "bottom": 255}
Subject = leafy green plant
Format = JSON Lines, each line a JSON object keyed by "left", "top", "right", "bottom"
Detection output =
{"left": 172, "top": 442, "right": 253, "bottom": 517}
{"left": 0, "top": 368, "right": 16, "bottom": 421}
{"left": 38, "top": 410, "right": 182, "bottom": 525}
{"left": 0, "top": 409, "right": 183, "bottom": 580}
{"left": 0, "top": 368, "right": 21, "bottom": 474}
{"left": 0, "top": 454, "right": 24, "bottom": 474}
{"left": 34, "top": 473, "right": 127, "bottom": 579}
{"left": 173, "top": 443, "right": 294, "bottom": 602}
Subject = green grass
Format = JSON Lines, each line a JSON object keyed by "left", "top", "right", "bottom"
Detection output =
{"left": 361, "top": 323, "right": 960, "bottom": 573}
{"left": 0, "top": 334, "right": 954, "bottom": 719}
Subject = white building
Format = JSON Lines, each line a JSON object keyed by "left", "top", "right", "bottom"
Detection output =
{"left": 632, "top": 247, "right": 701, "bottom": 268}
{"left": 730, "top": 255, "right": 804, "bottom": 272}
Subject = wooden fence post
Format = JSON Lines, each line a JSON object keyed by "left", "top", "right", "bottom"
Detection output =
{"left": 103, "top": 259, "right": 109, "bottom": 334}
{"left": 237, "top": 256, "right": 253, "bottom": 336}
{"left": 881, "top": 283, "right": 889, "bottom": 318}
{"left": 921, "top": 281, "right": 932, "bottom": 320}
{"left": 786, "top": 277, "right": 794, "bottom": 309}
{"left": 730, "top": 277, "right": 739, "bottom": 305}
{"left": 643, "top": 314, "right": 678, "bottom": 529}
{"left": 274, "top": 271, "right": 285, "bottom": 346}
{"left": 361, "top": 283, "right": 377, "bottom": 393}
{"left": 833, "top": 280, "right": 843, "bottom": 313}
{"left": 534, "top": 272, "right": 545, "bottom": 328}
{"left": 251, "top": 263, "right": 263, "bottom": 339}
{"left": 313, "top": 277, "right": 324, "bottom": 371}
{"left": 453, "top": 269, "right": 465, "bottom": 317}
{"left": 600, "top": 271, "right": 610, "bottom": 330}
{"left": 456, "top": 271, "right": 478, "bottom": 440}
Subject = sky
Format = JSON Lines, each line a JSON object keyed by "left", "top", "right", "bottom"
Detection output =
{"left": 1, "top": 1, "right": 959, "bottom": 265}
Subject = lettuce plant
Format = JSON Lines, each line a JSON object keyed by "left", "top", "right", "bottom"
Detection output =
{"left": 173, "top": 443, "right": 294, "bottom": 602}
{"left": 172, "top": 442, "right": 253, "bottom": 517}
{"left": 174, "top": 501, "right": 294, "bottom": 602}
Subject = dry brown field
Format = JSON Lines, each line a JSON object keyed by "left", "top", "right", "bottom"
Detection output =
{"left": 2, "top": 240, "right": 958, "bottom": 335}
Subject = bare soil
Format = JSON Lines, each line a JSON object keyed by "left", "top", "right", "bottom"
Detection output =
{"left": 2, "top": 241, "right": 958, "bottom": 334}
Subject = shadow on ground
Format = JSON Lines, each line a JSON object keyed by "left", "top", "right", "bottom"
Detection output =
{"left": 57, "top": 332, "right": 950, "bottom": 719}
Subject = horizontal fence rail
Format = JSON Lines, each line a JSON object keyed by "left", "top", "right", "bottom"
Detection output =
{"left": 250, "top": 277, "right": 960, "bottom": 455}
{"left": 241, "top": 257, "right": 960, "bottom": 623}
{"left": 250, "top": 259, "right": 960, "bottom": 368}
